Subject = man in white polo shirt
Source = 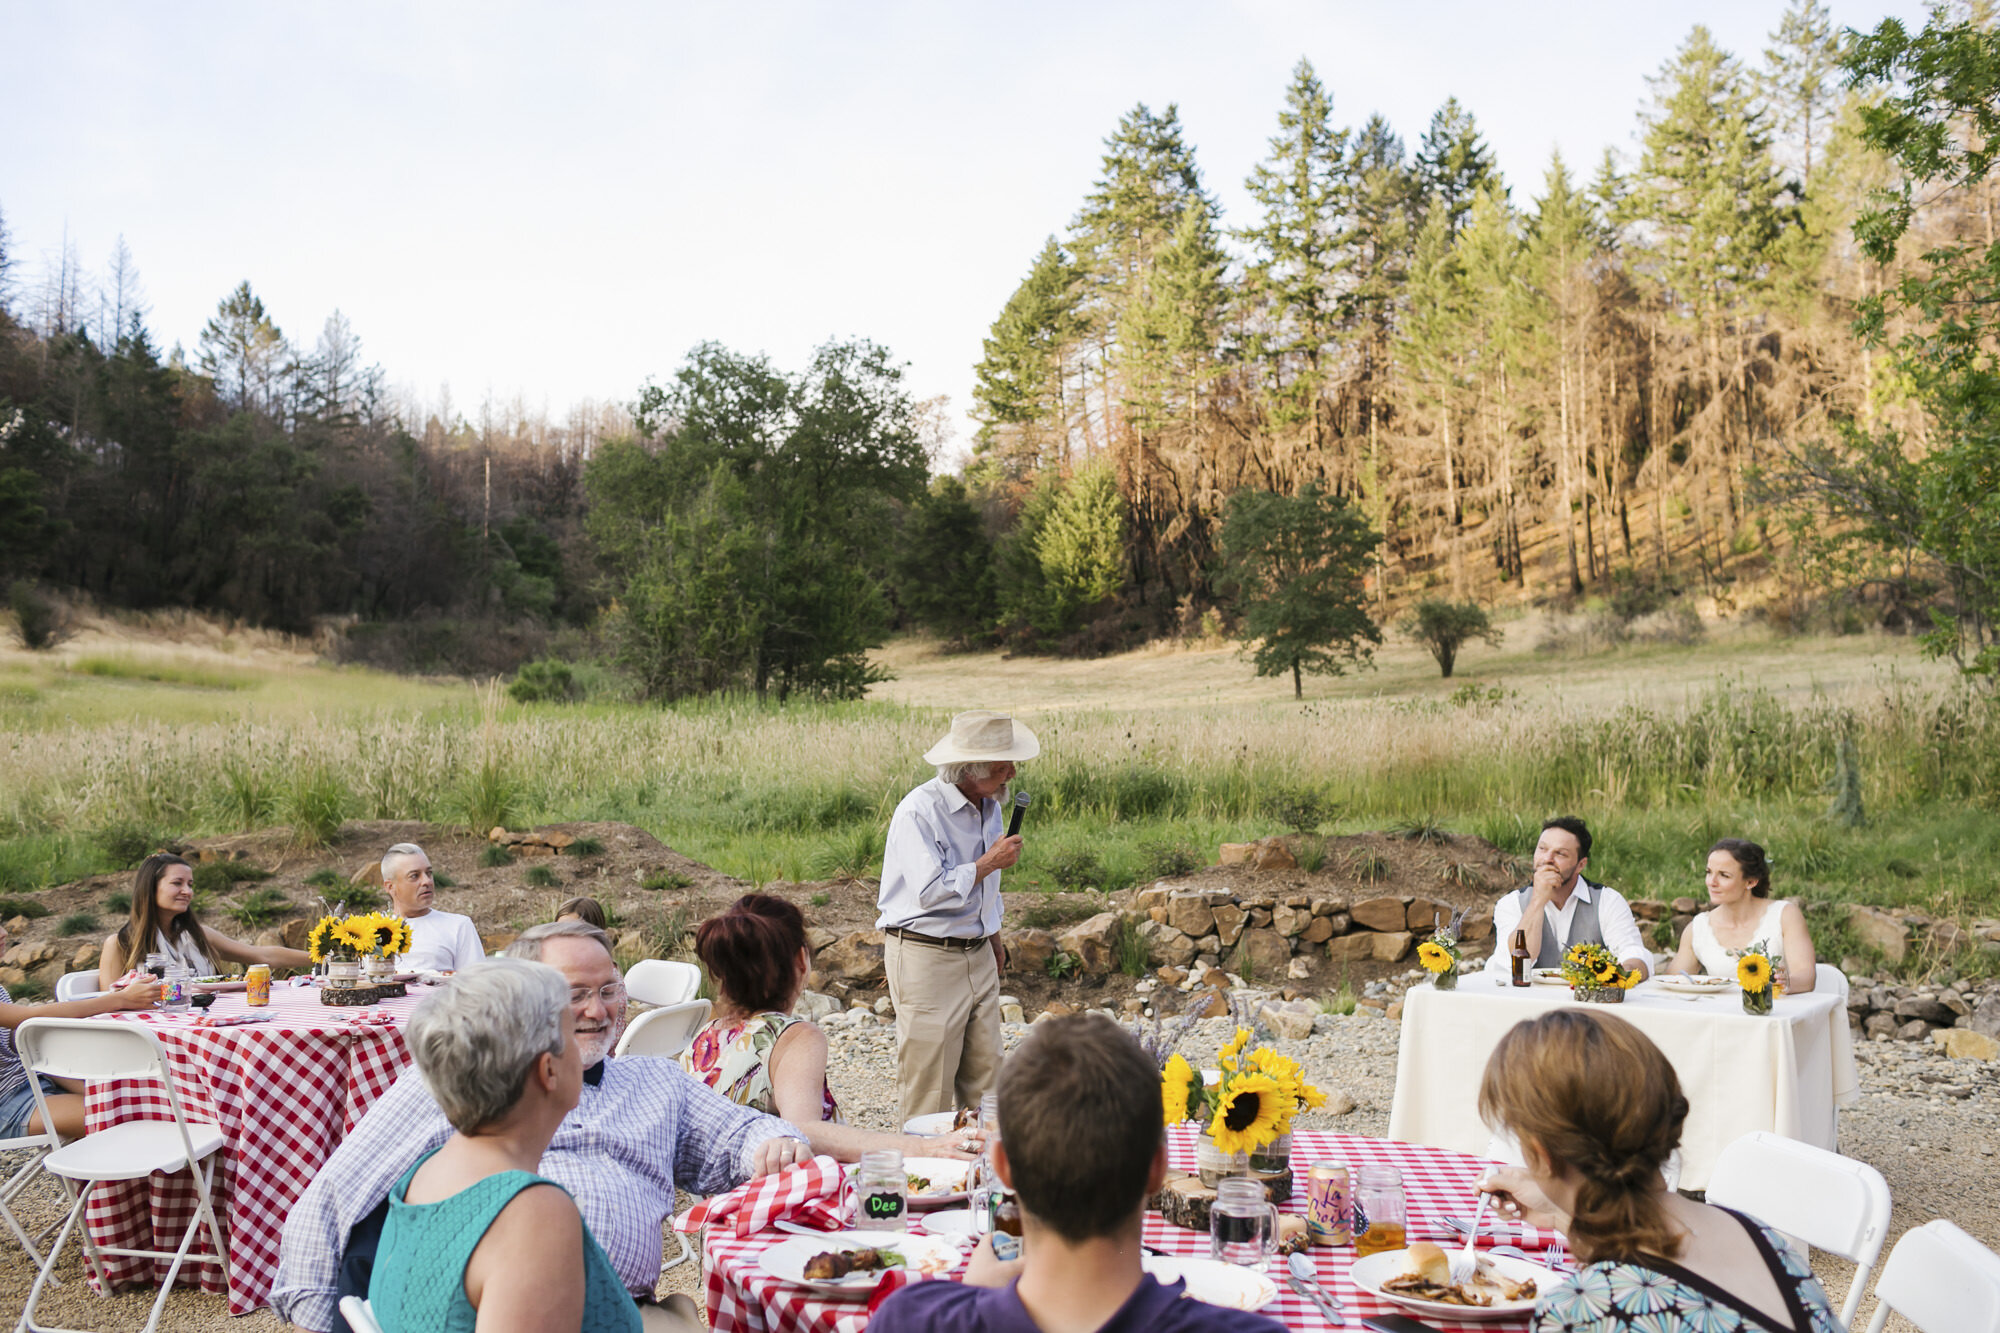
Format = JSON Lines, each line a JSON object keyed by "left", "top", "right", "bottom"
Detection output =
{"left": 382, "top": 842, "right": 485, "bottom": 973}
{"left": 1486, "top": 816, "right": 1651, "bottom": 979}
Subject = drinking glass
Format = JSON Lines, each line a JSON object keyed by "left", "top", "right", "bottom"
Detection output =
{"left": 1210, "top": 1178, "right": 1279, "bottom": 1267}
{"left": 970, "top": 1092, "right": 1002, "bottom": 1233}
{"left": 1352, "top": 1166, "right": 1408, "bottom": 1257}
{"left": 853, "top": 1149, "right": 908, "bottom": 1232}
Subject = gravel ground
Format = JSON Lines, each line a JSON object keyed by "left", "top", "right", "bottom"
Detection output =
{"left": 2, "top": 1011, "right": 1993, "bottom": 1330}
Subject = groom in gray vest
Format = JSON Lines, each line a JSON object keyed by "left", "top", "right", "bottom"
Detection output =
{"left": 1485, "top": 816, "right": 1652, "bottom": 979}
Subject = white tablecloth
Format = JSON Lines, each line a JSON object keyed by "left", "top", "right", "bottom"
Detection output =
{"left": 1387, "top": 977, "right": 1859, "bottom": 1190}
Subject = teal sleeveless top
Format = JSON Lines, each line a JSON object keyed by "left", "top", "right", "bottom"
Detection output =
{"left": 368, "top": 1149, "right": 643, "bottom": 1333}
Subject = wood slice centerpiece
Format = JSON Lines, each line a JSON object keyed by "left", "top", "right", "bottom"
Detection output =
{"left": 321, "top": 980, "right": 407, "bottom": 1006}
{"left": 1147, "top": 1169, "right": 1292, "bottom": 1232}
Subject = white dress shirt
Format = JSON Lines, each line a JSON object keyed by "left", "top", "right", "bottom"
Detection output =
{"left": 875, "top": 776, "right": 1004, "bottom": 939}
{"left": 1485, "top": 878, "right": 1650, "bottom": 976}
{"left": 394, "top": 909, "right": 486, "bottom": 973}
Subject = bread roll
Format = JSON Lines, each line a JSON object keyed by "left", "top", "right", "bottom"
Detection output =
{"left": 1398, "top": 1241, "right": 1451, "bottom": 1285}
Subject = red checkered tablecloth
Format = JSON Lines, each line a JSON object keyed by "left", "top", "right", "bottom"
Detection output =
{"left": 80, "top": 983, "right": 424, "bottom": 1314}
{"left": 703, "top": 1125, "right": 1565, "bottom": 1333}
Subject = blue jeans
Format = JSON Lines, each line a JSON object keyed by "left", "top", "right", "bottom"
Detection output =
{"left": 0, "top": 1075, "right": 65, "bottom": 1139}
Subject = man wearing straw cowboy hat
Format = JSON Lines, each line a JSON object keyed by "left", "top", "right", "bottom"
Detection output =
{"left": 877, "top": 709, "right": 1039, "bottom": 1122}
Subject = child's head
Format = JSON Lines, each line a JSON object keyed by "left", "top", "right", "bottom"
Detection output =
{"left": 553, "top": 897, "right": 607, "bottom": 930}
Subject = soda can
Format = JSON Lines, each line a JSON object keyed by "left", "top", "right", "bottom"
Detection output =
{"left": 246, "top": 964, "right": 272, "bottom": 1007}
{"left": 1305, "top": 1162, "right": 1352, "bottom": 1246}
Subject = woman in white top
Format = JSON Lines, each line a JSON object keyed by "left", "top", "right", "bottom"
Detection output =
{"left": 98, "top": 852, "right": 311, "bottom": 991}
{"left": 1663, "top": 839, "right": 1817, "bottom": 992}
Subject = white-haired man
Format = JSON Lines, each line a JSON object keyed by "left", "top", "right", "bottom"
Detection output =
{"left": 272, "top": 920, "right": 813, "bottom": 1332}
{"left": 381, "top": 841, "right": 485, "bottom": 973}
{"left": 877, "top": 709, "right": 1038, "bottom": 1122}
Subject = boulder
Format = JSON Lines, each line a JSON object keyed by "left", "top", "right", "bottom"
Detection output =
{"left": 1323, "top": 1090, "right": 1358, "bottom": 1116}
{"left": 1251, "top": 840, "right": 1298, "bottom": 872}
{"left": 1157, "top": 966, "right": 1189, "bottom": 987}
{"left": 1671, "top": 897, "right": 1699, "bottom": 914}
{"left": 1845, "top": 905, "right": 1908, "bottom": 964}
{"left": 481, "top": 930, "right": 519, "bottom": 955}
{"left": 1406, "top": 899, "right": 1453, "bottom": 932}
{"left": 1258, "top": 1002, "right": 1316, "bottom": 1041}
{"left": 1328, "top": 934, "right": 1377, "bottom": 963}
{"left": 1302, "top": 916, "right": 1335, "bottom": 945}
{"left": 1247, "top": 908, "right": 1273, "bottom": 929}
{"left": 1371, "top": 931, "right": 1414, "bottom": 963}
{"left": 1000, "top": 1000, "right": 1025, "bottom": 1024}
{"left": 795, "top": 990, "right": 841, "bottom": 1021}
{"left": 350, "top": 861, "right": 382, "bottom": 888}
{"left": 282, "top": 917, "right": 316, "bottom": 950}
{"left": 1132, "top": 885, "right": 1170, "bottom": 914}
{"left": 1385, "top": 1000, "right": 1404, "bottom": 1022}
{"left": 1138, "top": 920, "right": 1197, "bottom": 968}
{"left": 1629, "top": 898, "right": 1670, "bottom": 922}
{"left": 1194, "top": 934, "right": 1221, "bottom": 955}
{"left": 1183, "top": 988, "right": 1230, "bottom": 1019}
{"left": 1057, "top": 913, "right": 1122, "bottom": 975}
{"left": 1351, "top": 897, "right": 1410, "bottom": 933}
{"left": 1933, "top": 1029, "right": 1999, "bottom": 1061}
{"left": 1000, "top": 929, "right": 1056, "bottom": 976}
{"left": 2, "top": 916, "right": 28, "bottom": 936}
{"left": 1894, "top": 995, "right": 1957, "bottom": 1025}
{"left": 1863, "top": 1012, "right": 1898, "bottom": 1039}
{"left": 1271, "top": 904, "right": 1313, "bottom": 938}
{"left": 1233, "top": 928, "right": 1292, "bottom": 980}
{"left": 1287, "top": 957, "right": 1312, "bottom": 981}
{"left": 1969, "top": 994, "right": 2000, "bottom": 1039}
{"left": 1932, "top": 921, "right": 1967, "bottom": 952}
{"left": 1942, "top": 990, "right": 1972, "bottom": 1018}
{"left": 1166, "top": 894, "right": 1216, "bottom": 939}
{"left": 71, "top": 943, "right": 100, "bottom": 971}
{"left": 1894, "top": 1018, "right": 1933, "bottom": 1042}
{"left": 1324, "top": 912, "right": 1352, "bottom": 936}
{"left": 1039, "top": 1000, "right": 1076, "bottom": 1020}
{"left": 1459, "top": 911, "right": 1493, "bottom": 942}
{"left": 817, "top": 931, "right": 887, "bottom": 987}
{"left": 1211, "top": 903, "right": 1247, "bottom": 947}
{"left": 1218, "top": 843, "right": 1256, "bottom": 867}
{"left": 1310, "top": 897, "right": 1345, "bottom": 917}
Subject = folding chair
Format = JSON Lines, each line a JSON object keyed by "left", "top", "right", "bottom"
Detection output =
{"left": 54, "top": 973, "right": 102, "bottom": 1002}
{"left": 1706, "top": 1130, "right": 1891, "bottom": 1329}
{"left": 0, "top": 1117, "right": 63, "bottom": 1273}
{"left": 15, "top": 1018, "right": 227, "bottom": 1333}
{"left": 338, "top": 1295, "right": 387, "bottom": 1333}
{"left": 623, "top": 959, "right": 702, "bottom": 1008}
{"left": 614, "top": 1000, "right": 711, "bottom": 1060}
{"left": 1860, "top": 1219, "right": 2000, "bottom": 1333}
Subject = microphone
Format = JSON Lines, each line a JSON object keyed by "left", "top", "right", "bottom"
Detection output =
{"left": 1006, "top": 792, "right": 1031, "bottom": 839}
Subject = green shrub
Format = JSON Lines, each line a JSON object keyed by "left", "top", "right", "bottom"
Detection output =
{"left": 481, "top": 844, "right": 516, "bottom": 868}
{"left": 1115, "top": 915, "right": 1148, "bottom": 977}
{"left": 7, "top": 979, "right": 49, "bottom": 1002}
{"left": 524, "top": 864, "right": 559, "bottom": 888}
{"left": 304, "top": 868, "right": 345, "bottom": 890}
{"left": 8, "top": 582, "right": 73, "bottom": 651}
{"left": 1295, "top": 837, "right": 1328, "bottom": 874}
{"left": 641, "top": 869, "right": 691, "bottom": 891}
{"left": 105, "top": 891, "right": 131, "bottom": 914}
{"left": 451, "top": 759, "right": 522, "bottom": 834}
{"left": 1017, "top": 895, "right": 1104, "bottom": 931}
{"left": 221, "top": 762, "right": 277, "bottom": 827}
{"left": 191, "top": 860, "right": 272, "bottom": 896}
{"left": 342, "top": 883, "right": 386, "bottom": 912}
{"left": 1437, "top": 858, "right": 1482, "bottom": 888}
{"left": 1046, "top": 950, "right": 1079, "bottom": 979}
{"left": 433, "top": 870, "right": 457, "bottom": 888}
{"left": 1346, "top": 849, "right": 1389, "bottom": 884}
{"left": 284, "top": 765, "right": 351, "bottom": 848}
{"left": 1139, "top": 840, "right": 1204, "bottom": 880}
{"left": 230, "top": 888, "right": 292, "bottom": 930}
{"left": 0, "top": 897, "right": 50, "bottom": 919}
{"left": 507, "top": 659, "right": 581, "bottom": 704}
{"left": 809, "top": 825, "right": 881, "bottom": 880}
{"left": 809, "top": 891, "right": 830, "bottom": 907}
{"left": 1045, "top": 849, "right": 1103, "bottom": 891}
{"left": 57, "top": 911, "right": 97, "bottom": 935}
{"left": 1392, "top": 815, "right": 1452, "bottom": 845}
{"left": 1263, "top": 786, "right": 1329, "bottom": 834}
{"left": 563, "top": 835, "right": 605, "bottom": 857}
{"left": 97, "top": 825, "right": 166, "bottom": 870}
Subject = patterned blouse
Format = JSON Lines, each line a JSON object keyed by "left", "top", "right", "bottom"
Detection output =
{"left": 1537, "top": 1210, "right": 1841, "bottom": 1333}
{"left": 679, "top": 1012, "right": 841, "bottom": 1124}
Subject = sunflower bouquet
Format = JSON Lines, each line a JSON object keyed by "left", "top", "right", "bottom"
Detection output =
{"left": 1559, "top": 941, "right": 1643, "bottom": 1002}
{"left": 307, "top": 912, "right": 413, "bottom": 965}
{"left": 1736, "top": 944, "right": 1777, "bottom": 1015}
{"left": 1161, "top": 1027, "right": 1327, "bottom": 1171}
{"left": 1417, "top": 907, "right": 1468, "bottom": 990}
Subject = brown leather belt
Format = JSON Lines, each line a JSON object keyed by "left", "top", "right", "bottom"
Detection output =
{"left": 885, "top": 927, "right": 987, "bottom": 951}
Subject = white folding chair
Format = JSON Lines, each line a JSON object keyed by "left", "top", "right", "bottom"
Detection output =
{"left": 1706, "top": 1131, "right": 1891, "bottom": 1329}
{"left": 1861, "top": 1219, "right": 2000, "bottom": 1333}
{"left": 54, "top": 973, "right": 102, "bottom": 1002}
{"left": 623, "top": 958, "right": 702, "bottom": 1007}
{"left": 0, "top": 1119, "right": 63, "bottom": 1273}
{"left": 338, "top": 1295, "right": 387, "bottom": 1333}
{"left": 614, "top": 999, "right": 712, "bottom": 1059}
{"left": 15, "top": 1018, "right": 227, "bottom": 1333}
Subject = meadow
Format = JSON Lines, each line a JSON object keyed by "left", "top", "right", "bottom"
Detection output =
{"left": 2, "top": 615, "right": 1996, "bottom": 976}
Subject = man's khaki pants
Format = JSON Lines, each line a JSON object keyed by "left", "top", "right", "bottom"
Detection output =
{"left": 883, "top": 934, "right": 1001, "bottom": 1122}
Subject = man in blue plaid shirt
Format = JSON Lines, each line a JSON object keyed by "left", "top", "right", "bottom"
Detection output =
{"left": 272, "top": 920, "right": 810, "bottom": 1331}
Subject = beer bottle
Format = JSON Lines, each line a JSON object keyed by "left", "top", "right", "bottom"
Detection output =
{"left": 1509, "top": 929, "right": 1532, "bottom": 987}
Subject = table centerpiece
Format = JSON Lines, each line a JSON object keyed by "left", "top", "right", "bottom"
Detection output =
{"left": 1163, "top": 1026, "right": 1325, "bottom": 1197}
{"left": 1417, "top": 907, "right": 1469, "bottom": 990}
{"left": 1736, "top": 944, "right": 1777, "bottom": 1015}
{"left": 308, "top": 911, "right": 412, "bottom": 1005}
{"left": 1561, "top": 941, "right": 1643, "bottom": 1004}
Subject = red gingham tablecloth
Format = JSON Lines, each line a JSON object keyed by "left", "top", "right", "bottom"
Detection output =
{"left": 702, "top": 1125, "right": 1566, "bottom": 1333}
{"left": 80, "top": 983, "right": 423, "bottom": 1314}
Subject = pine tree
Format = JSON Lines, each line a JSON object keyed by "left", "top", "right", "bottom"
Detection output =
{"left": 198, "top": 281, "right": 288, "bottom": 414}
{"left": 1762, "top": 0, "right": 1843, "bottom": 193}
{"left": 1527, "top": 152, "right": 1603, "bottom": 594}
{"left": 1416, "top": 97, "right": 1501, "bottom": 238}
{"left": 971, "top": 237, "right": 1082, "bottom": 477}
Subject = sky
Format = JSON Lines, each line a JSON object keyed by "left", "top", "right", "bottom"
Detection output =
{"left": 1, "top": 0, "right": 1929, "bottom": 456}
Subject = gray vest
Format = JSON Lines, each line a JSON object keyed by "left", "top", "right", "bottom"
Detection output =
{"left": 1511, "top": 881, "right": 1605, "bottom": 967}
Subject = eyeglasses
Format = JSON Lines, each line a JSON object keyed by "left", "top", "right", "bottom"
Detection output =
{"left": 568, "top": 983, "right": 625, "bottom": 1007}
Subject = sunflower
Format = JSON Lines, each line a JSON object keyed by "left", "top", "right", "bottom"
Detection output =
{"left": 307, "top": 917, "right": 347, "bottom": 964}
{"left": 1617, "top": 967, "right": 1643, "bottom": 989}
{"left": 1591, "top": 959, "right": 1621, "bottom": 986}
{"left": 1417, "top": 940, "right": 1454, "bottom": 974}
{"left": 1161, "top": 1053, "right": 1197, "bottom": 1125}
{"left": 1210, "top": 1072, "right": 1288, "bottom": 1155}
{"left": 1217, "top": 1027, "right": 1252, "bottom": 1073}
{"left": 1737, "top": 953, "right": 1773, "bottom": 993}
{"left": 384, "top": 917, "right": 413, "bottom": 956}
{"left": 332, "top": 918, "right": 373, "bottom": 955}
{"left": 1296, "top": 1079, "right": 1328, "bottom": 1111}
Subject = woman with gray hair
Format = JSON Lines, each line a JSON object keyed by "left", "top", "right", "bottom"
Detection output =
{"left": 366, "top": 958, "right": 643, "bottom": 1332}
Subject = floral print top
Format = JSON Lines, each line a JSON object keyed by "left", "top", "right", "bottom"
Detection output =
{"left": 679, "top": 1011, "right": 841, "bottom": 1124}
{"left": 1537, "top": 1210, "right": 1841, "bottom": 1333}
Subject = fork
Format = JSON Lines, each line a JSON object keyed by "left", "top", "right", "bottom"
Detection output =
{"left": 1448, "top": 1192, "right": 1489, "bottom": 1283}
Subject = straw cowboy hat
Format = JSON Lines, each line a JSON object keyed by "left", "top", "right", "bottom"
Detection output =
{"left": 923, "top": 710, "right": 1041, "bottom": 766}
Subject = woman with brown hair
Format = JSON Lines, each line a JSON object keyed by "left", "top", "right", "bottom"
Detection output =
{"left": 1662, "top": 838, "right": 1817, "bottom": 991}
{"left": 96, "top": 852, "right": 311, "bottom": 992}
{"left": 680, "top": 894, "right": 978, "bottom": 1163}
{"left": 1477, "top": 1010, "right": 1840, "bottom": 1333}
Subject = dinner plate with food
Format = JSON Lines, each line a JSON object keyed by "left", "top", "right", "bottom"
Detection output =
{"left": 1652, "top": 973, "right": 1734, "bottom": 994}
{"left": 900, "top": 1157, "right": 973, "bottom": 1208}
{"left": 1350, "top": 1242, "right": 1554, "bottom": 1321}
{"left": 755, "top": 1231, "right": 961, "bottom": 1295}
{"left": 192, "top": 976, "right": 249, "bottom": 992}
{"left": 903, "top": 1111, "right": 960, "bottom": 1136}
{"left": 1140, "top": 1255, "right": 1280, "bottom": 1311}
{"left": 1530, "top": 968, "right": 1570, "bottom": 987}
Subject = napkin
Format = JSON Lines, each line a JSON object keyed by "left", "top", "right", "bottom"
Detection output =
{"left": 189, "top": 1012, "right": 274, "bottom": 1028}
{"left": 675, "top": 1156, "right": 849, "bottom": 1237}
{"left": 342, "top": 1009, "right": 398, "bottom": 1025}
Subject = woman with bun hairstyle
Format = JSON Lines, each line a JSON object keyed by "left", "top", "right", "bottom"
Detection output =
{"left": 681, "top": 894, "right": 978, "bottom": 1162}
{"left": 97, "top": 852, "right": 311, "bottom": 992}
{"left": 1477, "top": 1010, "right": 1840, "bottom": 1333}
{"left": 1661, "top": 838, "right": 1817, "bottom": 992}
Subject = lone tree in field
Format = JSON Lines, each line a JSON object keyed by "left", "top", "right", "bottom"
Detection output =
{"left": 1217, "top": 484, "right": 1381, "bottom": 698}
{"left": 1400, "top": 599, "right": 1502, "bottom": 678}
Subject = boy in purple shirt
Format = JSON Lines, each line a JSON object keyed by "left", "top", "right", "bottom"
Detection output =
{"left": 871, "top": 1014, "right": 1286, "bottom": 1333}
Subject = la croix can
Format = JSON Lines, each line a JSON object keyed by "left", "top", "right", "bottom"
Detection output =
{"left": 1305, "top": 1162, "right": 1352, "bottom": 1246}
{"left": 245, "top": 964, "right": 271, "bottom": 1007}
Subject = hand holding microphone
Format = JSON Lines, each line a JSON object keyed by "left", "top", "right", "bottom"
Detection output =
{"left": 979, "top": 792, "right": 1030, "bottom": 877}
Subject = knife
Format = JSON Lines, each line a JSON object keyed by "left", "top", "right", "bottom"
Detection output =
{"left": 1288, "top": 1274, "right": 1346, "bottom": 1325}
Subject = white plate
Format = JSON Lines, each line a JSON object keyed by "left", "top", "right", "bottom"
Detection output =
{"left": 902, "top": 1157, "right": 972, "bottom": 1203}
{"left": 1654, "top": 974, "right": 1733, "bottom": 993}
{"left": 1350, "top": 1249, "right": 1557, "bottom": 1321}
{"left": 754, "top": 1230, "right": 961, "bottom": 1295}
{"left": 920, "top": 1207, "right": 979, "bottom": 1236}
{"left": 1531, "top": 969, "right": 1569, "bottom": 987}
{"left": 1141, "top": 1255, "right": 1279, "bottom": 1311}
{"left": 903, "top": 1111, "right": 961, "bottom": 1136}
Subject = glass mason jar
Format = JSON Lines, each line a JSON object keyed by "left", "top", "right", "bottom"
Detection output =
{"left": 1196, "top": 1134, "right": 1249, "bottom": 1188}
{"left": 1352, "top": 1165, "right": 1408, "bottom": 1257}
{"left": 1434, "top": 966, "right": 1460, "bottom": 991}
{"left": 1248, "top": 1130, "right": 1293, "bottom": 1178}
{"left": 1210, "top": 1177, "right": 1279, "bottom": 1266}
{"left": 853, "top": 1149, "right": 908, "bottom": 1232}
{"left": 1742, "top": 984, "right": 1774, "bottom": 1016}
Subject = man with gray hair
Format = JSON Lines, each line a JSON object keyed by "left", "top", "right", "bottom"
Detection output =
{"left": 877, "top": 709, "right": 1039, "bottom": 1122}
{"left": 272, "top": 920, "right": 813, "bottom": 1332}
{"left": 380, "top": 841, "right": 485, "bottom": 973}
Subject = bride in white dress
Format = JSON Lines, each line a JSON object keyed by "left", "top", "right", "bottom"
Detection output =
{"left": 1662, "top": 839, "right": 1817, "bottom": 993}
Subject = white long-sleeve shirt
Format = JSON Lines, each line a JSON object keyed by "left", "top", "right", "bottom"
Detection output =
{"left": 393, "top": 908, "right": 486, "bottom": 973}
{"left": 875, "top": 776, "right": 1004, "bottom": 939}
{"left": 1484, "top": 878, "right": 1651, "bottom": 977}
